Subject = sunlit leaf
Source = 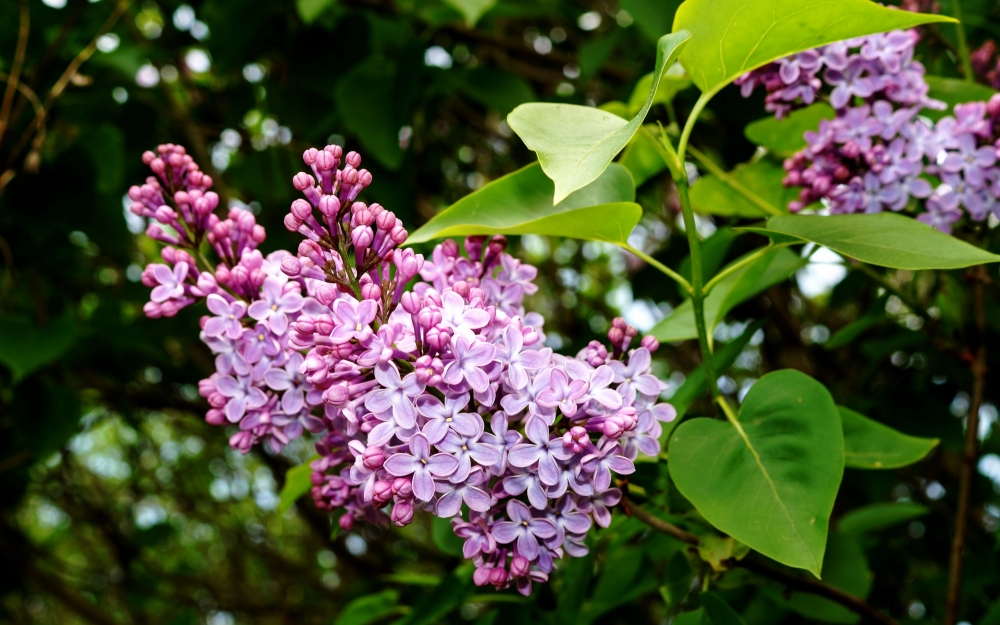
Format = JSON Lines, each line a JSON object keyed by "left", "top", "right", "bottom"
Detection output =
{"left": 407, "top": 162, "right": 637, "bottom": 243}
{"left": 837, "top": 502, "right": 930, "bottom": 535}
{"left": 697, "top": 536, "right": 750, "bottom": 572}
{"left": 296, "top": 0, "right": 336, "bottom": 24}
{"left": 742, "top": 213, "right": 1000, "bottom": 269}
{"left": 618, "top": 126, "right": 670, "bottom": 187}
{"left": 840, "top": 406, "right": 938, "bottom": 469}
{"left": 508, "top": 31, "right": 690, "bottom": 203}
{"left": 669, "top": 370, "right": 844, "bottom": 576}
{"left": 744, "top": 103, "right": 835, "bottom": 155}
{"left": 627, "top": 64, "right": 692, "bottom": 115}
{"left": 278, "top": 461, "right": 314, "bottom": 514}
{"left": 673, "top": 0, "right": 954, "bottom": 97}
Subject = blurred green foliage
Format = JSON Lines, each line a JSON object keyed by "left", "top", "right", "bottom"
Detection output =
{"left": 0, "top": 0, "right": 999, "bottom": 623}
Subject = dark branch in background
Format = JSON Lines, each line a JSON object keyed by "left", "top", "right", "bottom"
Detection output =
{"left": 625, "top": 499, "right": 900, "bottom": 625}
{"left": 0, "top": 0, "right": 29, "bottom": 147}
{"left": 945, "top": 265, "right": 989, "bottom": 625}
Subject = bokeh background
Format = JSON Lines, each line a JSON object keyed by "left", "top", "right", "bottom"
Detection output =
{"left": 1, "top": 0, "right": 999, "bottom": 623}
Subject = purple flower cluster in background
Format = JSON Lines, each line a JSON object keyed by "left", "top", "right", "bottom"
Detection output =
{"left": 737, "top": 28, "right": 1000, "bottom": 233}
{"left": 133, "top": 143, "right": 677, "bottom": 594}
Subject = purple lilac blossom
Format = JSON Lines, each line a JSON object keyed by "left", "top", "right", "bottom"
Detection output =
{"left": 738, "top": 28, "right": 1000, "bottom": 233}
{"left": 134, "top": 142, "right": 676, "bottom": 594}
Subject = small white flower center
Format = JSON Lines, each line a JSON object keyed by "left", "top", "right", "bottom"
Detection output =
{"left": 258, "top": 334, "right": 265, "bottom": 341}
{"left": 272, "top": 304, "right": 278, "bottom": 310}
{"left": 356, "top": 323, "right": 363, "bottom": 331}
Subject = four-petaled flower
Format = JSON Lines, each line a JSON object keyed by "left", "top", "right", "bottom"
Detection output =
{"left": 384, "top": 434, "right": 460, "bottom": 501}
{"left": 204, "top": 294, "right": 248, "bottom": 339}
{"left": 248, "top": 277, "right": 304, "bottom": 335}
{"left": 491, "top": 500, "right": 558, "bottom": 561}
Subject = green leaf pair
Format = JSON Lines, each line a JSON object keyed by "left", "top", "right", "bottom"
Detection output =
{"left": 407, "top": 162, "right": 639, "bottom": 245}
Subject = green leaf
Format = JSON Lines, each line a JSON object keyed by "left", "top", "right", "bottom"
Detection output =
{"left": 837, "top": 502, "right": 930, "bottom": 535}
{"left": 924, "top": 76, "right": 996, "bottom": 121}
{"left": 980, "top": 597, "right": 1000, "bottom": 625}
{"left": 507, "top": 31, "right": 690, "bottom": 203}
{"left": 698, "top": 535, "right": 750, "bottom": 572}
{"left": 455, "top": 68, "right": 534, "bottom": 114}
{"left": 689, "top": 159, "right": 793, "bottom": 218}
{"left": 840, "top": 407, "right": 938, "bottom": 469}
{"left": 765, "top": 533, "right": 871, "bottom": 623}
{"left": 334, "top": 590, "right": 403, "bottom": 625}
{"left": 0, "top": 315, "right": 77, "bottom": 382}
{"left": 673, "top": 0, "right": 954, "bottom": 98}
{"left": 442, "top": 0, "right": 495, "bottom": 27}
{"left": 557, "top": 552, "right": 594, "bottom": 625}
{"left": 744, "top": 213, "right": 1000, "bottom": 270}
{"left": 650, "top": 247, "right": 804, "bottom": 342}
{"left": 407, "top": 162, "right": 636, "bottom": 243}
{"left": 669, "top": 370, "right": 844, "bottom": 576}
{"left": 278, "top": 461, "right": 314, "bottom": 514}
{"left": 744, "top": 104, "right": 835, "bottom": 155}
{"left": 674, "top": 608, "right": 709, "bottom": 625}
{"left": 702, "top": 592, "right": 749, "bottom": 625}
{"left": 432, "top": 516, "right": 464, "bottom": 556}
{"left": 823, "top": 295, "right": 887, "bottom": 349}
{"left": 579, "top": 30, "right": 624, "bottom": 81}
{"left": 335, "top": 57, "right": 404, "bottom": 171}
{"left": 396, "top": 563, "right": 475, "bottom": 625}
{"left": 627, "top": 64, "right": 692, "bottom": 115}
{"left": 668, "top": 318, "right": 766, "bottom": 422}
{"left": 680, "top": 226, "right": 740, "bottom": 290}
{"left": 296, "top": 0, "right": 335, "bottom": 24}
{"left": 619, "top": 126, "right": 670, "bottom": 187}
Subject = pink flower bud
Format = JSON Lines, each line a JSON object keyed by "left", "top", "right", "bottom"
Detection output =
{"left": 315, "top": 284, "right": 339, "bottom": 306}
{"left": 339, "top": 513, "right": 355, "bottom": 531}
{"left": 362, "top": 445, "right": 385, "bottom": 470}
{"left": 361, "top": 282, "right": 381, "bottom": 301}
{"left": 373, "top": 480, "right": 393, "bottom": 504}
{"left": 400, "top": 291, "right": 422, "bottom": 314}
{"left": 292, "top": 172, "right": 316, "bottom": 191}
{"left": 318, "top": 194, "right": 340, "bottom": 217}
{"left": 452, "top": 280, "right": 470, "bottom": 298}
{"left": 323, "top": 384, "right": 349, "bottom": 405}
{"left": 392, "top": 502, "right": 414, "bottom": 527}
{"left": 488, "top": 567, "right": 508, "bottom": 589}
{"left": 345, "top": 151, "right": 362, "bottom": 168}
{"left": 352, "top": 225, "right": 374, "bottom": 249}
{"left": 417, "top": 307, "right": 442, "bottom": 330}
{"left": 510, "top": 555, "right": 530, "bottom": 577}
{"left": 391, "top": 477, "right": 413, "bottom": 498}
{"left": 205, "top": 409, "right": 225, "bottom": 425}
{"left": 473, "top": 566, "right": 493, "bottom": 587}
{"left": 640, "top": 335, "right": 660, "bottom": 353}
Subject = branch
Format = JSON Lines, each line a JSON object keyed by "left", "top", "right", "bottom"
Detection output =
{"left": 625, "top": 499, "right": 900, "bottom": 625}
{"left": 945, "top": 265, "right": 989, "bottom": 625}
{"left": 0, "top": 0, "right": 29, "bottom": 147}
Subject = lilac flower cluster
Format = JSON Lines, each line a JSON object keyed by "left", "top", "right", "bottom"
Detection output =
{"left": 133, "top": 143, "right": 677, "bottom": 594}
{"left": 738, "top": 29, "right": 1000, "bottom": 233}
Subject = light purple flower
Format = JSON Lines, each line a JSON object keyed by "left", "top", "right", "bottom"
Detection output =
{"left": 364, "top": 363, "right": 424, "bottom": 429}
{"left": 940, "top": 133, "right": 997, "bottom": 188}
{"left": 508, "top": 417, "right": 572, "bottom": 486}
{"left": 248, "top": 277, "right": 304, "bottom": 335}
{"left": 204, "top": 294, "right": 248, "bottom": 339}
{"left": 264, "top": 352, "right": 309, "bottom": 414}
{"left": 502, "top": 323, "right": 551, "bottom": 390}
{"left": 215, "top": 373, "right": 268, "bottom": 422}
{"left": 415, "top": 394, "right": 482, "bottom": 443}
{"left": 434, "top": 467, "right": 492, "bottom": 517}
{"left": 490, "top": 499, "right": 557, "bottom": 561}
{"left": 580, "top": 441, "right": 634, "bottom": 491}
{"left": 439, "top": 290, "right": 490, "bottom": 332}
{"left": 536, "top": 368, "right": 588, "bottom": 418}
{"left": 330, "top": 298, "right": 377, "bottom": 344}
{"left": 383, "top": 433, "right": 459, "bottom": 501}
{"left": 825, "top": 57, "right": 877, "bottom": 109}
{"left": 438, "top": 424, "right": 503, "bottom": 482}
{"left": 150, "top": 262, "right": 188, "bottom": 303}
{"left": 442, "top": 329, "right": 496, "bottom": 392}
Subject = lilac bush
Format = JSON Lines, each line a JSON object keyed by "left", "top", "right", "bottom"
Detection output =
{"left": 130, "top": 143, "right": 676, "bottom": 594}
{"left": 737, "top": 28, "right": 1000, "bottom": 233}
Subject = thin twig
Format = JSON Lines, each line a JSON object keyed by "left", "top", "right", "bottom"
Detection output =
{"left": 686, "top": 145, "right": 784, "bottom": 216}
{"left": 944, "top": 265, "right": 988, "bottom": 625}
{"left": 0, "top": 0, "right": 30, "bottom": 147}
{"left": 626, "top": 499, "right": 900, "bottom": 625}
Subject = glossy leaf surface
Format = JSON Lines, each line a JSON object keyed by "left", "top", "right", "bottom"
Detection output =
{"left": 408, "top": 163, "right": 636, "bottom": 243}
{"left": 673, "top": 0, "right": 954, "bottom": 97}
{"left": 507, "top": 31, "right": 690, "bottom": 203}
{"left": 669, "top": 370, "right": 844, "bottom": 576}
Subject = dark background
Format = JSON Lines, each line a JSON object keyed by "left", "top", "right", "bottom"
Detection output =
{"left": 1, "top": 0, "right": 999, "bottom": 623}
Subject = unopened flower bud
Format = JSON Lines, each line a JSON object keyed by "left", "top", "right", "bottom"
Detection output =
{"left": 391, "top": 502, "right": 414, "bottom": 527}
{"left": 640, "top": 335, "right": 660, "bottom": 353}
{"left": 489, "top": 567, "right": 508, "bottom": 589}
{"left": 362, "top": 446, "right": 385, "bottom": 470}
{"left": 510, "top": 555, "right": 530, "bottom": 577}
{"left": 401, "top": 291, "right": 422, "bottom": 314}
{"left": 392, "top": 477, "right": 413, "bottom": 498}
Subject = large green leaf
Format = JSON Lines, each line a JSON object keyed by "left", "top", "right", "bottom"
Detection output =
{"left": 672, "top": 0, "right": 954, "bottom": 98}
{"left": 743, "top": 213, "right": 1000, "bottom": 270}
{"left": 277, "top": 461, "right": 314, "bottom": 514}
{"left": 744, "top": 103, "right": 835, "bottom": 155}
{"left": 765, "top": 533, "right": 871, "bottom": 623}
{"left": 702, "top": 593, "right": 748, "bottom": 625}
{"left": 669, "top": 370, "right": 844, "bottom": 576}
{"left": 0, "top": 315, "right": 77, "bottom": 382}
{"left": 840, "top": 407, "right": 938, "bottom": 469}
{"left": 837, "top": 502, "right": 930, "bottom": 535}
{"left": 924, "top": 76, "right": 996, "bottom": 121}
{"left": 507, "top": 31, "right": 690, "bottom": 203}
{"left": 408, "top": 162, "right": 636, "bottom": 243}
{"left": 335, "top": 57, "right": 404, "bottom": 170}
{"left": 619, "top": 126, "right": 670, "bottom": 187}
{"left": 296, "top": 0, "right": 335, "bottom": 24}
{"left": 650, "top": 247, "right": 804, "bottom": 342}
{"left": 689, "top": 159, "right": 794, "bottom": 218}
{"left": 627, "top": 64, "right": 692, "bottom": 115}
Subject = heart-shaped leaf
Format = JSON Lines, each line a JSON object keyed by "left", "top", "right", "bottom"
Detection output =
{"left": 744, "top": 103, "right": 835, "bottom": 155}
{"left": 407, "top": 162, "right": 637, "bottom": 244}
{"left": 840, "top": 406, "right": 938, "bottom": 469}
{"left": 442, "top": 0, "right": 495, "bottom": 27}
{"left": 278, "top": 461, "right": 315, "bottom": 513}
{"left": 742, "top": 213, "right": 1000, "bottom": 270}
{"left": 507, "top": 31, "right": 690, "bottom": 203}
{"left": 673, "top": 0, "right": 955, "bottom": 98}
{"left": 669, "top": 370, "right": 844, "bottom": 576}
{"left": 650, "top": 247, "right": 804, "bottom": 342}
